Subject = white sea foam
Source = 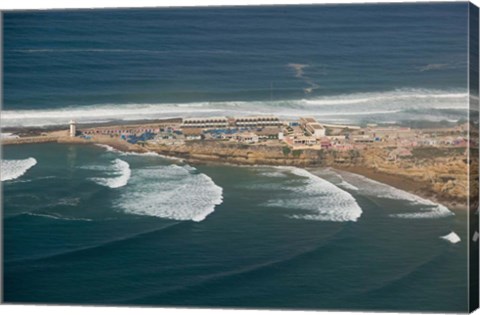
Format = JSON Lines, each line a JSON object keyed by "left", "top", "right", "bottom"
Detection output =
{"left": 117, "top": 164, "right": 223, "bottom": 222}
{"left": 26, "top": 212, "right": 93, "bottom": 222}
{"left": 1, "top": 88, "right": 468, "bottom": 127}
{"left": 419, "top": 63, "right": 450, "bottom": 72}
{"left": 440, "top": 232, "right": 461, "bottom": 244}
{"left": 95, "top": 143, "right": 183, "bottom": 161}
{"left": 259, "top": 172, "right": 289, "bottom": 178}
{"left": 92, "top": 159, "right": 131, "bottom": 189}
{"left": 1, "top": 132, "right": 19, "bottom": 139}
{"left": 121, "top": 151, "right": 183, "bottom": 161}
{"left": 256, "top": 168, "right": 289, "bottom": 178}
{"left": 337, "top": 171, "right": 454, "bottom": 219}
{"left": 1, "top": 104, "right": 222, "bottom": 127}
{"left": 337, "top": 180, "right": 359, "bottom": 191}
{"left": 1, "top": 158, "right": 37, "bottom": 181}
{"left": 95, "top": 144, "right": 118, "bottom": 152}
{"left": 264, "top": 167, "right": 362, "bottom": 222}
{"left": 301, "top": 89, "right": 466, "bottom": 107}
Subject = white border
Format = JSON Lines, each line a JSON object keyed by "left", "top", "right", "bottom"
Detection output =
{"left": 1, "top": 1, "right": 479, "bottom": 315}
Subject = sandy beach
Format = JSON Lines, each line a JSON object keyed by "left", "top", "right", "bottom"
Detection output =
{"left": 333, "top": 165, "right": 467, "bottom": 212}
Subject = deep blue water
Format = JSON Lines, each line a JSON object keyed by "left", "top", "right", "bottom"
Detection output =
{"left": 2, "top": 143, "right": 469, "bottom": 312}
{"left": 1, "top": 3, "right": 472, "bottom": 312}
{"left": 2, "top": 3, "right": 469, "bottom": 127}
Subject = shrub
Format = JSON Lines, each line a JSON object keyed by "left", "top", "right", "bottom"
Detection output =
{"left": 292, "top": 149, "right": 303, "bottom": 158}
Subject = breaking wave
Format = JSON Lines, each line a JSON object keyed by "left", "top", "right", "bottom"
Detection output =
{"left": 95, "top": 143, "right": 183, "bottom": 161}
{"left": 331, "top": 173, "right": 360, "bottom": 191}
{"left": 92, "top": 159, "right": 131, "bottom": 189}
{"left": 337, "top": 180, "right": 359, "bottom": 191}
{"left": 1, "top": 158, "right": 37, "bottom": 181}
{"left": 265, "top": 167, "right": 362, "bottom": 222}
{"left": 95, "top": 144, "right": 118, "bottom": 152}
{"left": 117, "top": 164, "right": 223, "bottom": 222}
{"left": 336, "top": 171, "right": 454, "bottom": 219}
{"left": 1, "top": 88, "right": 467, "bottom": 127}
{"left": 440, "top": 231, "right": 461, "bottom": 244}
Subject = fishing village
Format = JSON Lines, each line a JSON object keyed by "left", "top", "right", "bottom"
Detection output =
{"left": 1, "top": 114, "right": 475, "bottom": 210}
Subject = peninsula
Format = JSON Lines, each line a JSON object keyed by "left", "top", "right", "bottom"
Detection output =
{"left": 2, "top": 115, "right": 474, "bottom": 211}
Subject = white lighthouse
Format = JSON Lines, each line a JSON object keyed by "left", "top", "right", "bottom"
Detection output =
{"left": 69, "top": 120, "right": 77, "bottom": 137}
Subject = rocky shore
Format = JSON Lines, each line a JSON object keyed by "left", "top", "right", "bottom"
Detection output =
{"left": 2, "top": 131, "right": 469, "bottom": 211}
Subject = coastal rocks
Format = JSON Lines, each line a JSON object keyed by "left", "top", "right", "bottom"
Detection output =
{"left": 147, "top": 141, "right": 326, "bottom": 167}
{"left": 2, "top": 136, "right": 60, "bottom": 145}
{"left": 351, "top": 147, "right": 469, "bottom": 208}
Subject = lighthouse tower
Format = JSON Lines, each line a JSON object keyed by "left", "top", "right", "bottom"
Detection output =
{"left": 69, "top": 120, "right": 77, "bottom": 137}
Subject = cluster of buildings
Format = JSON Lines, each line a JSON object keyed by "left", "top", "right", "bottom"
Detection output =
{"left": 181, "top": 116, "right": 282, "bottom": 129}
{"left": 75, "top": 115, "right": 468, "bottom": 154}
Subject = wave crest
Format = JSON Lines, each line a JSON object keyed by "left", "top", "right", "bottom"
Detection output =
{"left": 92, "top": 159, "right": 131, "bottom": 188}
{"left": 265, "top": 167, "right": 362, "bottom": 222}
{"left": 1, "top": 88, "right": 468, "bottom": 127}
{"left": 336, "top": 171, "right": 454, "bottom": 219}
{"left": 440, "top": 231, "right": 461, "bottom": 243}
{"left": 1, "top": 158, "right": 37, "bottom": 181}
{"left": 117, "top": 164, "right": 223, "bottom": 222}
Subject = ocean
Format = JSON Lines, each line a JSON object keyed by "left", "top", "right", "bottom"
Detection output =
{"left": 2, "top": 2, "right": 469, "bottom": 127}
{"left": 1, "top": 2, "right": 471, "bottom": 312}
{"left": 2, "top": 143, "right": 468, "bottom": 311}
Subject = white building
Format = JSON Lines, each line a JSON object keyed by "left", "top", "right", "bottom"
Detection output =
{"left": 69, "top": 120, "right": 77, "bottom": 137}
{"left": 181, "top": 117, "right": 229, "bottom": 129}
{"left": 292, "top": 136, "right": 317, "bottom": 146}
{"left": 234, "top": 116, "right": 282, "bottom": 128}
{"left": 305, "top": 122, "right": 326, "bottom": 138}
{"left": 237, "top": 132, "right": 259, "bottom": 144}
{"left": 299, "top": 117, "right": 326, "bottom": 138}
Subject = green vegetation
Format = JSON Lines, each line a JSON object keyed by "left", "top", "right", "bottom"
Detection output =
{"left": 282, "top": 146, "right": 291, "bottom": 156}
{"left": 292, "top": 149, "right": 303, "bottom": 158}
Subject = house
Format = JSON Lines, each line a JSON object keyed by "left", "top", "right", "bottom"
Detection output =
{"left": 256, "top": 127, "right": 281, "bottom": 140}
{"left": 319, "top": 138, "right": 332, "bottom": 149}
{"left": 182, "top": 128, "right": 204, "bottom": 140}
{"left": 234, "top": 116, "right": 282, "bottom": 128}
{"left": 237, "top": 132, "right": 259, "bottom": 144}
{"left": 292, "top": 136, "right": 317, "bottom": 146}
{"left": 299, "top": 117, "right": 317, "bottom": 128}
{"left": 299, "top": 117, "right": 326, "bottom": 138}
{"left": 181, "top": 117, "right": 229, "bottom": 129}
{"left": 305, "top": 122, "right": 326, "bottom": 138}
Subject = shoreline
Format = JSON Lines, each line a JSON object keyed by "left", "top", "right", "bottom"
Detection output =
{"left": 332, "top": 165, "right": 467, "bottom": 213}
{"left": 1, "top": 118, "right": 468, "bottom": 215}
{"left": 2, "top": 136, "right": 467, "bottom": 213}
